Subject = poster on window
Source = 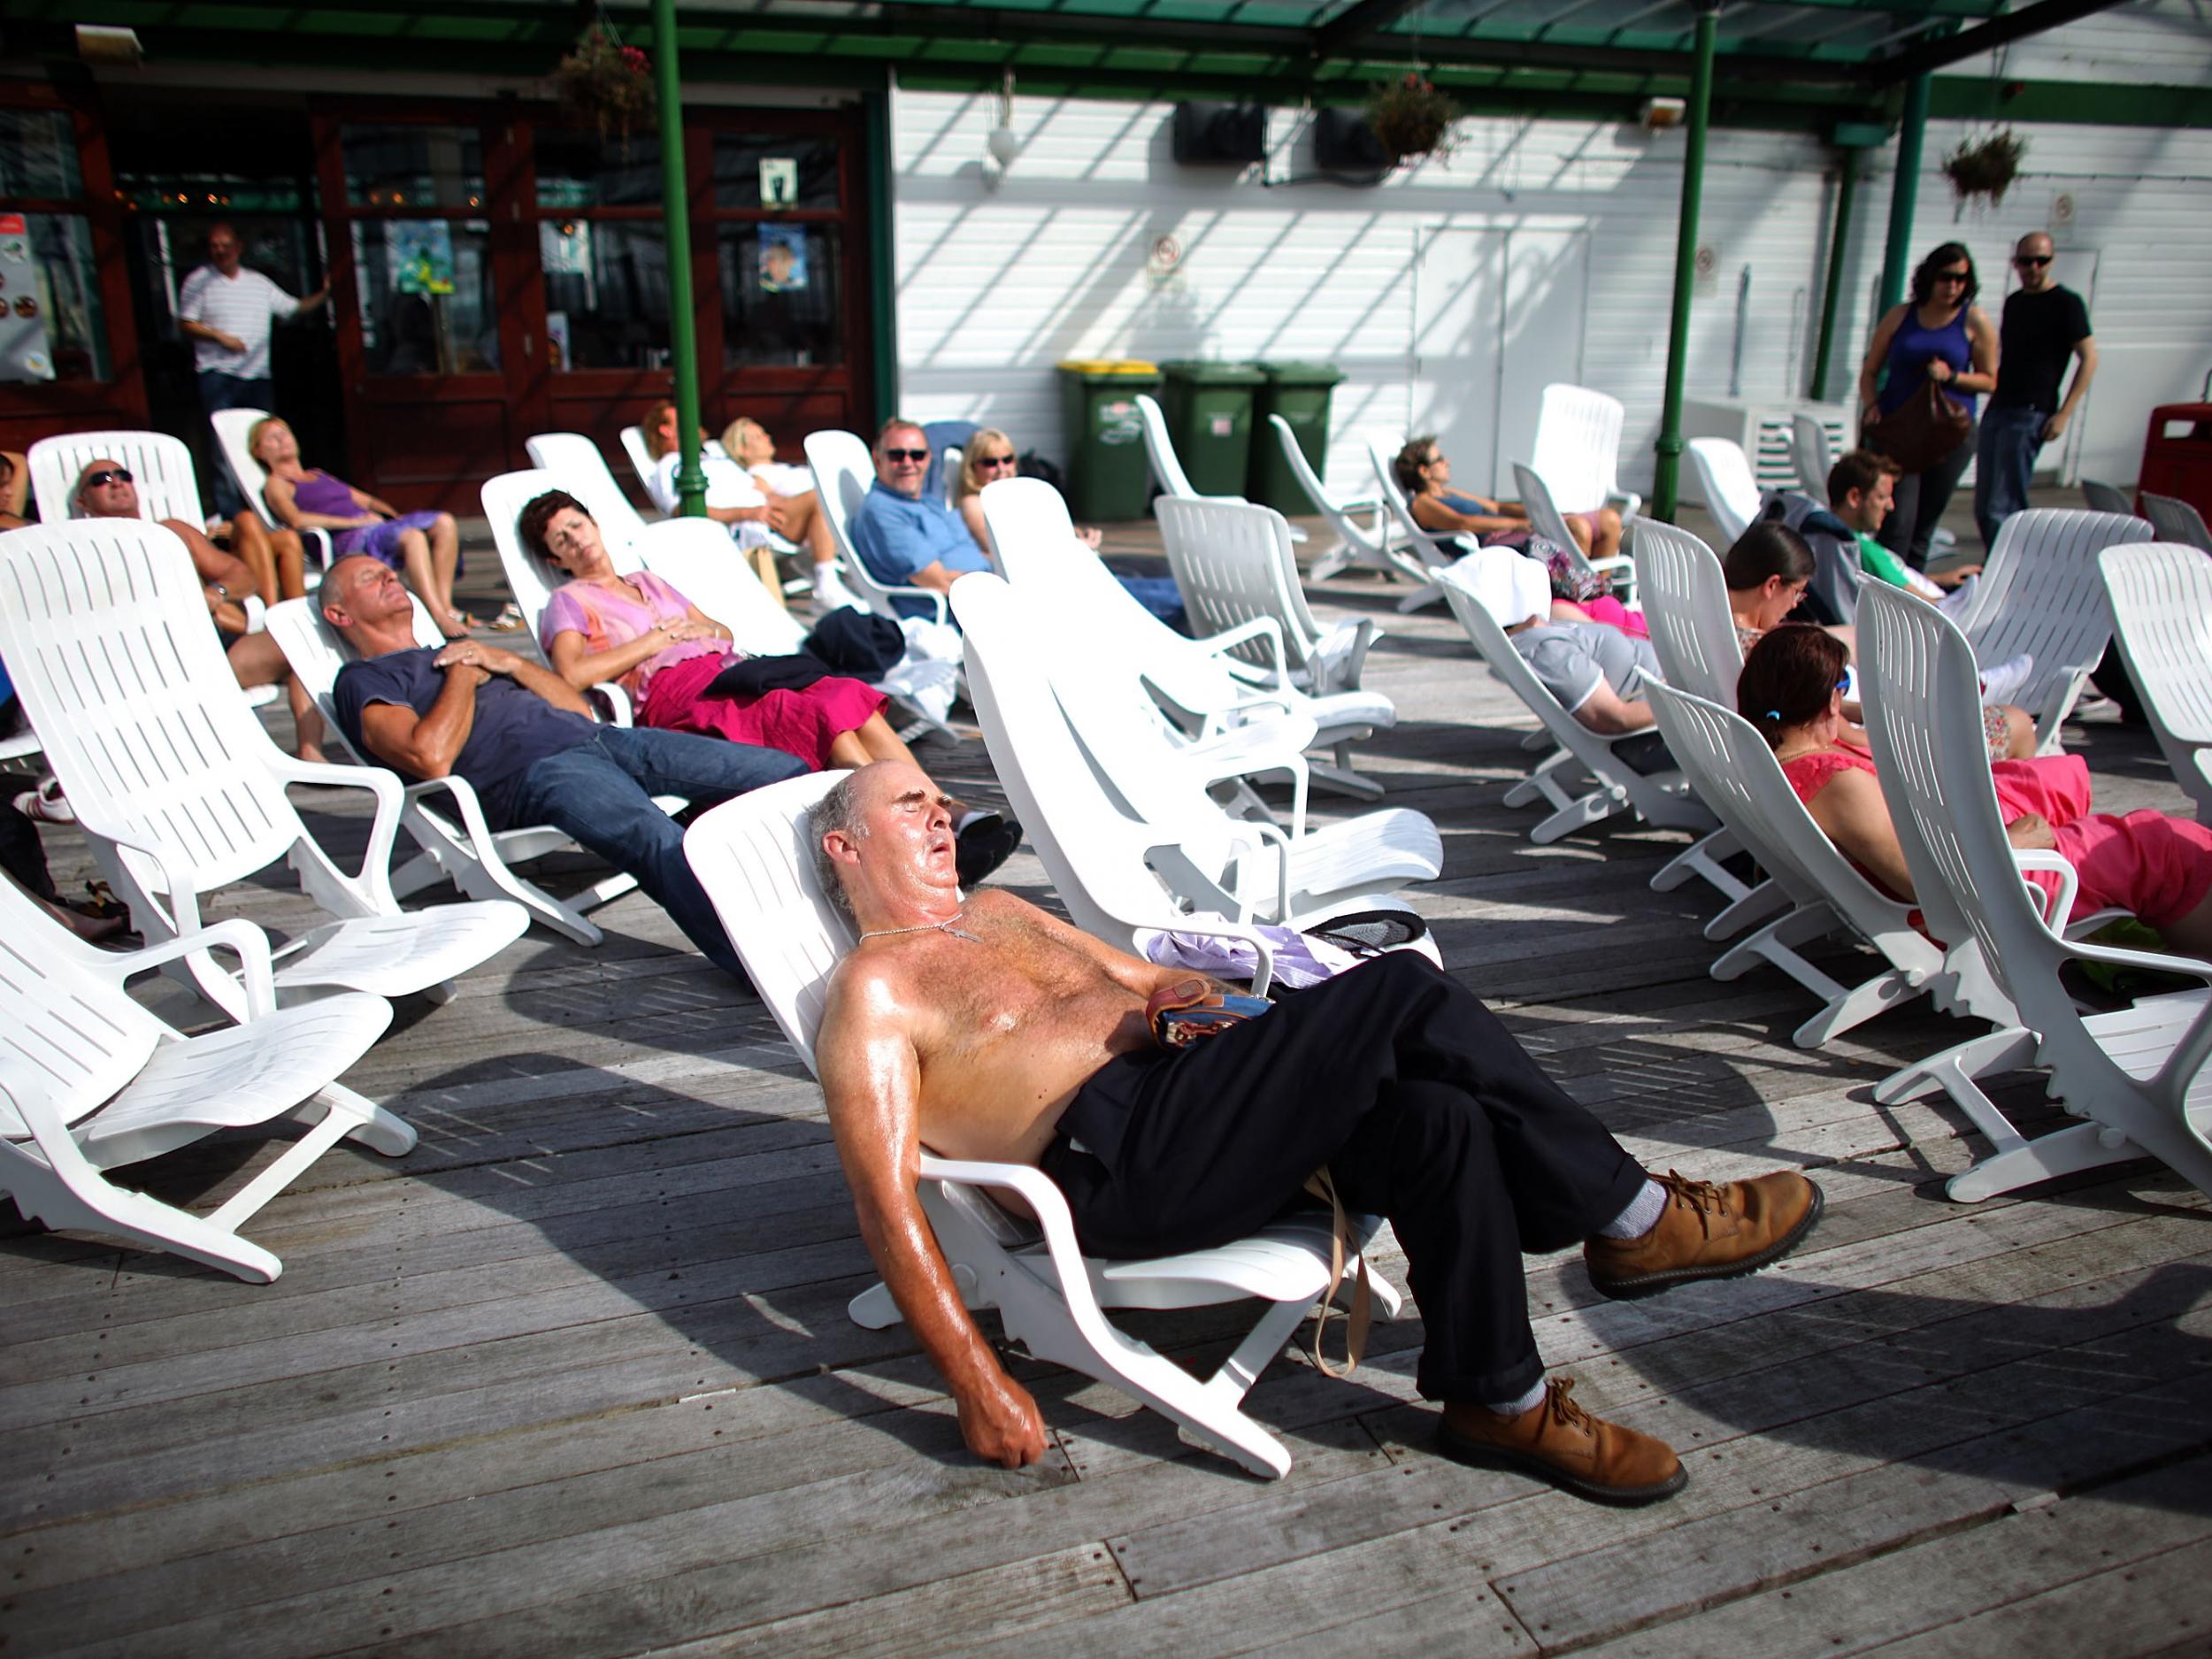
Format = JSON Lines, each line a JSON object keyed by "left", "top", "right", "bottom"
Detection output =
{"left": 758, "top": 225, "right": 807, "bottom": 293}
{"left": 758, "top": 157, "right": 798, "bottom": 208}
{"left": 391, "top": 219, "right": 457, "bottom": 296}
{"left": 0, "top": 213, "right": 54, "bottom": 383}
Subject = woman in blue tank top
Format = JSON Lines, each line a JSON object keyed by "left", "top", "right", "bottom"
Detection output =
{"left": 1855, "top": 242, "right": 1998, "bottom": 571}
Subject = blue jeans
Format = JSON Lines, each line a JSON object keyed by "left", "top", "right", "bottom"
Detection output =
{"left": 1975, "top": 403, "right": 2047, "bottom": 552}
{"left": 508, "top": 726, "right": 806, "bottom": 976}
{"left": 197, "top": 371, "right": 275, "bottom": 518}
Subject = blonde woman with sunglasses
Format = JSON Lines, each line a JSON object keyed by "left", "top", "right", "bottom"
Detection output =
{"left": 953, "top": 430, "right": 1102, "bottom": 551}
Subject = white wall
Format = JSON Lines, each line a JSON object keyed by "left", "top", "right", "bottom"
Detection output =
{"left": 891, "top": 47, "right": 2212, "bottom": 498}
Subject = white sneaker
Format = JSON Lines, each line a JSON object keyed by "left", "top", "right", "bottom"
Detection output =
{"left": 810, "top": 565, "right": 863, "bottom": 613}
{"left": 1978, "top": 652, "right": 2034, "bottom": 709}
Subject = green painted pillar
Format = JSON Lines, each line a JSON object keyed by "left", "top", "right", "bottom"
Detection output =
{"left": 864, "top": 87, "right": 899, "bottom": 425}
{"left": 1809, "top": 145, "right": 1860, "bottom": 403}
{"left": 654, "top": 0, "right": 705, "bottom": 518}
{"left": 1651, "top": 0, "right": 1718, "bottom": 524}
{"left": 1878, "top": 73, "right": 1931, "bottom": 314}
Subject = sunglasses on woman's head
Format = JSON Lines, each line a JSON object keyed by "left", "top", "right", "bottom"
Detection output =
{"left": 81, "top": 469, "right": 133, "bottom": 488}
{"left": 882, "top": 447, "right": 929, "bottom": 463}
{"left": 2015, "top": 254, "right": 2052, "bottom": 267}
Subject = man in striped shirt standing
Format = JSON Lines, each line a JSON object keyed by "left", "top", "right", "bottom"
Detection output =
{"left": 178, "top": 222, "right": 327, "bottom": 517}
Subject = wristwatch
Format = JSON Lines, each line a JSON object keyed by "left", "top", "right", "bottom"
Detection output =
{"left": 211, "top": 582, "right": 230, "bottom": 600}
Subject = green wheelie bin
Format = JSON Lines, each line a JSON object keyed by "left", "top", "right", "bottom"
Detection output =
{"left": 1248, "top": 361, "right": 1346, "bottom": 513}
{"left": 1156, "top": 360, "right": 1266, "bottom": 498}
{"left": 1056, "top": 359, "right": 1160, "bottom": 521}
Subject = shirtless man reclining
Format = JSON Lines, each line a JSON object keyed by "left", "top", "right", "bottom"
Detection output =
{"left": 811, "top": 760, "right": 1825, "bottom": 1504}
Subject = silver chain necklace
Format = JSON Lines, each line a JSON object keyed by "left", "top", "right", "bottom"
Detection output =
{"left": 857, "top": 910, "right": 980, "bottom": 944}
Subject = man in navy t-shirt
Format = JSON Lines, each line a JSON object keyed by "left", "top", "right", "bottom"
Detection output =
{"left": 324, "top": 556, "right": 804, "bottom": 974}
{"left": 1974, "top": 230, "right": 2097, "bottom": 550}
{"left": 849, "top": 419, "right": 993, "bottom": 619}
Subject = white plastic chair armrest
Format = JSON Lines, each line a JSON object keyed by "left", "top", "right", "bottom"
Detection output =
{"left": 403, "top": 772, "right": 501, "bottom": 843}
{"left": 1135, "top": 913, "right": 1279, "bottom": 997}
{"left": 912, "top": 1156, "right": 1104, "bottom": 1302}
{"left": 1201, "top": 616, "right": 1290, "bottom": 684}
{"left": 83, "top": 917, "right": 280, "bottom": 1019}
{"left": 1226, "top": 818, "right": 1295, "bottom": 924}
{"left": 898, "top": 584, "right": 953, "bottom": 627}
{"left": 2013, "top": 849, "right": 2079, "bottom": 933}
{"left": 264, "top": 749, "right": 406, "bottom": 909}
{"left": 592, "top": 681, "right": 637, "bottom": 726}
{"left": 75, "top": 823, "right": 200, "bottom": 938}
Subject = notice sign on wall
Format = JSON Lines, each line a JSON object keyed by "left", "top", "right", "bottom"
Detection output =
{"left": 0, "top": 212, "right": 54, "bottom": 383}
{"left": 758, "top": 158, "right": 798, "bottom": 208}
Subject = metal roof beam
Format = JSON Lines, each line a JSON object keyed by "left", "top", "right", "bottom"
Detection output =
{"left": 1312, "top": 0, "right": 1427, "bottom": 57}
{"left": 1864, "top": 0, "right": 2130, "bottom": 86}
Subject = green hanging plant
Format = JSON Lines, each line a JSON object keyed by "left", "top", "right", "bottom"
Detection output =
{"left": 1943, "top": 128, "right": 2026, "bottom": 206}
{"left": 555, "top": 27, "right": 657, "bottom": 145}
{"left": 1364, "top": 73, "right": 1459, "bottom": 165}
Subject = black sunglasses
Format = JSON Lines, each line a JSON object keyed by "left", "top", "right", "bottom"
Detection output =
{"left": 2015, "top": 254, "right": 2052, "bottom": 267}
{"left": 881, "top": 447, "right": 929, "bottom": 463}
{"left": 976, "top": 454, "right": 1018, "bottom": 469}
{"left": 1933, "top": 268, "right": 1970, "bottom": 282}
{"left": 81, "top": 468, "right": 134, "bottom": 488}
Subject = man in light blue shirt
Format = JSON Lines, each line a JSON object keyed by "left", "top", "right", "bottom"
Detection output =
{"left": 849, "top": 419, "right": 993, "bottom": 620}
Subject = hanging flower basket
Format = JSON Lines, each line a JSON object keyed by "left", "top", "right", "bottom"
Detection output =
{"left": 1364, "top": 73, "right": 1459, "bottom": 165}
{"left": 1943, "top": 128, "right": 2025, "bottom": 206}
{"left": 555, "top": 28, "right": 656, "bottom": 143}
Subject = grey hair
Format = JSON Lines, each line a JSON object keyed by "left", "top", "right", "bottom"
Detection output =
{"left": 807, "top": 772, "right": 870, "bottom": 929}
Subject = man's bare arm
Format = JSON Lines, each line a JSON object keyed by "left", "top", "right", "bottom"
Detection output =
{"left": 816, "top": 965, "right": 1048, "bottom": 1468}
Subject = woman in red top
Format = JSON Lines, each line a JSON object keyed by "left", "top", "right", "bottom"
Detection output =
{"left": 1739, "top": 626, "right": 2212, "bottom": 956}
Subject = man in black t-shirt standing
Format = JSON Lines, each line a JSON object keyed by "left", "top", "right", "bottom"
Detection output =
{"left": 1974, "top": 230, "right": 2098, "bottom": 550}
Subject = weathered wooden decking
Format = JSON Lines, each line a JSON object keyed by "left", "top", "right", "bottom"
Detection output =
{"left": 4, "top": 510, "right": 2208, "bottom": 1658}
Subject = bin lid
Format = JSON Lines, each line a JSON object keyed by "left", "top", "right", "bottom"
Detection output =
{"left": 1157, "top": 359, "right": 1267, "bottom": 384}
{"left": 1058, "top": 358, "right": 1160, "bottom": 374}
{"left": 1255, "top": 360, "right": 1346, "bottom": 385}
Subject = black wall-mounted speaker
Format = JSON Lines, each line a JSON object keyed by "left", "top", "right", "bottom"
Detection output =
{"left": 1314, "top": 106, "right": 1389, "bottom": 174}
{"left": 1173, "top": 102, "right": 1268, "bottom": 165}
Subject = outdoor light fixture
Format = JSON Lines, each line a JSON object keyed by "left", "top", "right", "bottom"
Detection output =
{"left": 76, "top": 25, "right": 144, "bottom": 65}
{"left": 984, "top": 68, "right": 1023, "bottom": 188}
{"left": 1642, "top": 96, "right": 1686, "bottom": 130}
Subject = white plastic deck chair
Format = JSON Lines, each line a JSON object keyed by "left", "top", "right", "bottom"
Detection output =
{"left": 956, "top": 573, "right": 1443, "bottom": 930}
{"left": 1436, "top": 551, "right": 1717, "bottom": 847}
{"left": 682, "top": 771, "right": 1400, "bottom": 1481}
{"left": 1631, "top": 521, "right": 1787, "bottom": 934}
{"left": 1527, "top": 384, "right": 1642, "bottom": 524}
{"left": 0, "top": 521, "right": 528, "bottom": 1019}
{"left": 208, "top": 407, "right": 334, "bottom": 577}
{"left": 265, "top": 588, "right": 670, "bottom": 949}
{"left": 0, "top": 875, "right": 408, "bottom": 1282}
{"left": 2101, "top": 542, "right": 2212, "bottom": 819}
{"left": 1133, "top": 391, "right": 1229, "bottom": 503}
{"left": 27, "top": 430, "right": 204, "bottom": 526}
{"left": 1510, "top": 462, "right": 1636, "bottom": 606}
{"left": 1789, "top": 413, "right": 1834, "bottom": 499}
{"left": 619, "top": 424, "right": 728, "bottom": 509}
{"left": 1267, "top": 415, "right": 1400, "bottom": 582}
{"left": 1363, "top": 438, "right": 1470, "bottom": 613}
{"left": 1947, "top": 507, "right": 2154, "bottom": 750}
{"left": 987, "top": 480, "right": 1392, "bottom": 807}
{"left": 2139, "top": 492, "right": 2212, "bottom": 554}
{"left": 1152, "top": 494, "right": 1382, "bottom": 699}
{"left": 1643, "top": 681, "right": 1952, "bottom": 1048}
{"left": 1855, "top": 580, "right": 2212, "bottom": 1204}
{"left": 480, "top": 466, "right": 643, "bottom": 707}
{"left": 803, "top": 429, "right": 953, "bottom": 626}
{"left": 1685, "top": 437, "right": 1763, "bottom": 548}
{"left": 523, "top": 432, "right": 655, "bottom": 549}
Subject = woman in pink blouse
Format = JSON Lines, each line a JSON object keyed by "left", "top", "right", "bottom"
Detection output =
{"left": 1739, "top": 624, "right": 2212, "bottom": 956}
{"left": 518, "top": 491, "right": 1019, "bottom": 882}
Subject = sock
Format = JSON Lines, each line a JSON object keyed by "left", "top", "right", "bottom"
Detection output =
{"left": 1483, "top": 1378, "right": 1548, "bottom": 1418}
{"left": 1599, "top": 1178, "right": 1668, "bottom": 1240}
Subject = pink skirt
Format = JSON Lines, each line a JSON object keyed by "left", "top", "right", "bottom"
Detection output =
{"left": 1993, "top": 755, "right": 2212, "bottom": 927}
{"left": 638, "top": 651, "right": 887, "bottom": 771}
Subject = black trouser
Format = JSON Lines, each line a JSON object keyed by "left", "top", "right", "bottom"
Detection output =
{"left": 1041, "top": 953, "right": 1646, "bottom": 1404}
{"left": 1878, "top": 415, "right": 1978, "bottom": 572}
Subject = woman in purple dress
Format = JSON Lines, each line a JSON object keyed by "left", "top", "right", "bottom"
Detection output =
{"left": 1855, "top": 243, "right": 1999, "bottom": 572}
{"left": 518, "top": 490, "right": 1020, "bottom": 883}
{"left": 250, "top": 416, "right": 500, "bottom": 639}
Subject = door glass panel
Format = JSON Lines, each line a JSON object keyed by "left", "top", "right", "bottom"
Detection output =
{"left": 341, "top": 124, "right": 486, "bottom": 210}
{"left": 540, "top": 219, "right": 669, "bottom": 370}
{"left": 535, "top": 129, "right": 664, "bottom": 209}
{"left": 0, "top": 108, "right": 84, "bottom": 199}
{"left": 349, "top": 218, "right": 497, "bottom": 373}
{"left": 711, "top": 134, "right": 839, "bottom": 211}
{"left": 718, "top": 225, "right": 840, "bottom": 368}
{"left": 0, "top": 212, "right": 109, "bottom": 383}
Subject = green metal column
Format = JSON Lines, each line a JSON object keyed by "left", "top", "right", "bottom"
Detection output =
{"left": 654, "top": 0, "right": 705, "bottom": 517}
{"left": 1878, "top": 73, "right": 1931, "bottom": 313}
{"left": 1809, "top": 145, "right": 1861, "bottom": 403}
{"left": 1651, "top": 0, "right": 1719, "bottom": 524}
{"left": 864, "top": 86, "right": 899, "bottom": 425}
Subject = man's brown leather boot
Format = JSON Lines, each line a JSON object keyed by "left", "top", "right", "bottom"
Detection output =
{"left": 1438, "top": 1379, "right": 1686, "bottom": 1505}
{"left": 1585, "top": 1169, "right": 1824, "bottom": 1301}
